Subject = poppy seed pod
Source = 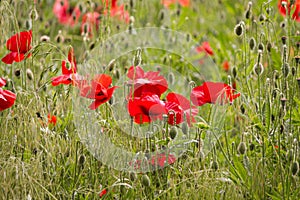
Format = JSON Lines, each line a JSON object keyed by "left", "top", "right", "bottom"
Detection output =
{"left": 141, "top": 175, "right": 150, "bottom": 187}
{"left": 169, "top": 126, "right": 178, "bottom": 140}
{"left": 291, "top": 161, "right": 299, "bottom": 176}
{"left": 26, "top": 69, "right": 34, "bottom": 80}
{"left": 234, "top": 22, "right": 244, "bottom": 37}
{"left": 237, "top": 142, "right": 247, "bottom": 155}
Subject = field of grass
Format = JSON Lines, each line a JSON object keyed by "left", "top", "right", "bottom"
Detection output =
{"left": 0, "top": 0, "right": 300, "bottom": 199}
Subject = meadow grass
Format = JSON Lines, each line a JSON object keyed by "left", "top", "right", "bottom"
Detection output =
{"left": 0, "top": 0, "right": 300, "bottom": 199}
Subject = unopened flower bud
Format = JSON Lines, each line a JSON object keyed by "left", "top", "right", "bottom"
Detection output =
{"left": 210, "top": 160, "right": 219, "bottom": 170}
{"left": 14, "top": 69, "right": 21, "bottom": 78}
{"left": 234, "top": 22, "right": 244, "bottom": 37}
{"left": 181, "top": 121, "right": 189, "bottom": 135}
{"left": 237, "top": 142, "right": 247, "bottom": 155}
{"left": 129, "top": 172, "right": 137, "bottom": 181}
{"left": 169, "top": 126, "right": 178, "bottom": 140}
{"left": 26, "top": 68, "right": 34, "bottom": 80}
{"left": 141, "top": 175, "right": 150, "bottom": 187}
{"left": 291, "top": 161, "right": 299, "bottom": 176}
{"left": 249, "top": 37, "right": 256, "bottom": 50}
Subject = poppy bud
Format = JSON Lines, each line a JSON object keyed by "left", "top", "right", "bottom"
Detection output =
{"left": 130, "top": 0, "right": 134, "bottom": 8}
{"left": 26, "top": 69, "right": 34, "bottom": 81}
{"left": 29, "top": 7, "right": 39, "bottom": 21}
{"left": 295, "top": 56, "right": 300, "bottom": 64}
{"left": 282, "top": 62, "right": 289, "bottom": 77}
{"left": 258, "top": 43, "right": 264, "bottom": 52}
{"left": 40, "top": 35, "right": 50, "bottom": 42}
{"left": 181, "top": 121, "right": 189, "bottom": 135}
{"left": 237, "top": 142, "right": 247, "bottom": 155}
{"left": 210, "top": 160, "right": 219, "bottom": 170}
{"left": 286, "top": 149, "right": 294, "bottom": 162}
{"left": 254, "top": 63, "right": 264, "bottom": 76}
{"left": 266, "top": 41, "right": 272, "bottom": 52}
{"left": 280, "top": 97, "right": 287, "bottom": 109}
{"left": 198, "top": 151, "right": 205, "bottom": 162}
{"left": 141, "top": 174, "right": 150, "bottom": 187}
{"left": 169, "top": 126, "right": 178, "bottom": 140}
{"left": 130, "top": 172, "right": 137, "bottom": 181}
{"left": 243, "top": 155, "right": 250, "bottom": 171}
{"left": 25, "top": 19, "right": 32, "bottom": 30}
{"left": 296, "top": 42, "right": 300, "bottom": 49}
{"left": 281, "top": 36, "right": 287, "bottom": 45}
{"left": 240, "top": 104, "right": 245, "bottom": 114}
{"left": 167, "top": 72, "right": 175, "bottom": 85}
{"left": 266, "top": 7, "right": 272, "bottom": 15}
{"left": 109, "top": 95, "right": 114, "bottom": 105}
{"left": 55, "top": 31, "right": 64, "bottom": 43}
{"left": 79, "top": 155, "right": 86, "bottom": 166}
{"left": 258, "top": 14, "right": 266, "bottom": 22}
{"left": 249, "top": 143, "right": 255, "bottom": 151}
{"left": 291, "top": 67, "right": 296, "bottom": 76}
{"left": 14, "top": 69, "right": 21, "bottom": 78}
{"left": 291, "top": 161, "right": 299, "bottom": 176}
{"left": 89, "top": 42, "right": 95, "bottom": 50}
{"left": 232, "top": 66, "right": 238, "bottom": 78}
{"left": 297, "top": 78, "right": 300, "bottom": 89}
{"left": 249, "top": 37, "right": 256, "bottom": 50}
{"left": 234, "top": 22, "right": 244, "bottom": 37}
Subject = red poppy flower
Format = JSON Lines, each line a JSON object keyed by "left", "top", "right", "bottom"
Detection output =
{"left": 191, "top": 82, "right": 240, "bottom": 106}
{"left": 196, "top": 41, "right": 214, "bottom": 56}
{"left": 48, "top": 114, "right": 57, "bottom": 126}
{"left": 222, "top": 60, "right": 230, "bottom": 72}
{"left": 128, "top": 93, "right": 166, "bottom": 124}
{"left": 278, "top": 0, "right": 300, "bottom": 22}
{"left": 52, "top": 47, "right": 82, "bottom": 86}
{"left": 162, "top": 0, "right": 190, "bottom": 7}
{"left": 99, "top": 188, "right": 108, "bottom": 198}
{"left": 79, "top": 74, "right": 118, "bottom": 110}
{"left": 127, "top": 66, "right": 168, "bottom": 98}
{"left": 53, "top": 0, "right": 81, "bottom": 26}
{"left": 165, "top": 92, "right": 198, "bottom": 126}
{"left": 150, "top": 153, "right": 176, "bottom": 168}
{"left": 0, "top": 78, "right": 16, "bottom": 111}
{"left": 2, "top": 30, "right": 32, "bottom": 64}
{"left": 103, "top": 0, "right": 130, "bottom": 23}
{"left": 81, "top": 12, "right": 101, "bottom": 37}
